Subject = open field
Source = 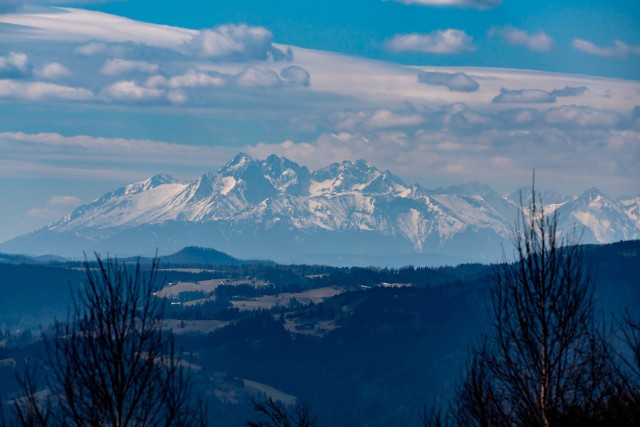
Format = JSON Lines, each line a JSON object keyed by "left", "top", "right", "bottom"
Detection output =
{"left": 157, "top": 278, "right": 269, "bottom": 298}
{"left": 231, "top": 286, "right": 344, "bottom": 311}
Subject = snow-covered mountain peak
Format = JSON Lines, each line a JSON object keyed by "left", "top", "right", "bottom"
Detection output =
{"left": 310, "top": 159, "right": 405, "bottom": 195}
{"left": 314, "top": 159, "right": 375, "bottom": 178}
{"left": 360, "top": 170, "right": 408, "bottom": 195}
{"left": 260, "top": 154, "right": 311, "bottom": 194}
{"left": 573, "top": 187, "right": 619, "bottom": 210}
{"left": 555, "top": 187, "right": 639, "bottom": 243}
{"left": 581, "top": 186, "right": 606, "bottom": 199}
{"left": 220, "top": 152, "right": 253, "bottom": 174}
{"left": 4, "top": 153, "right": 637, "bottom": 263}
{"left": 619, "top": 195, "right": 640, "bottom": 228}
{"left": 132, "top": 173, "right": 180, "bottom": 193}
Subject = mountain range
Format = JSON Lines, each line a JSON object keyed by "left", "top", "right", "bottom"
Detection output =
{"left": 1, "top": 153, "right": 638, "bottom": 266}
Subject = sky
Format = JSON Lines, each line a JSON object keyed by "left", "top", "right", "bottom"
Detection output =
{"left": 0, "top": 0, "right": 639, "bottom": 242}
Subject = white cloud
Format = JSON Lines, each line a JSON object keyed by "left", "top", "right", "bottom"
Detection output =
{"left": 385, "top": 29, "right": 475, "bottom": 54}
{"left": 390, "top": 0, "right": 501, "bottom": 10}
{"left": 551, "top": 87, "right": 588, "bottom": 98}
{"left": 246, "top": 119, "right": 638, "bottom": 198}
{"left": 367, "top": 109, "right": 424, "bottom": 129}
{"left": 235, "top": 66, "right": 282, "bottom": 88}
{"left": 167, "top": 90, "right": 187, "bottom": 104}
{"left": 0, "top": 8, "right": 196, "bottom": 49}
{"left": 498, "top": 108, "right": 538, "bottom": 126}
{"left": 147, "top": 66, "right": 310, "bottom": 92}
{"left": 12, "top": 0, "right": 114, "bottom": 6}
{"left": 26, "top": 195, "right": 81, "bottom": 220}
{"left": 494, "top": 89, "right": 555, "bottom": 103}
{"left": 0, "top": 52, "right": 31, "bottom": 78}
{"left": 489, "top": 26, "right": 553, "bottom": 52}
{"left": 444, "top": 105, "right": 492, "bottom": 129}
{"left": 0, "top": 80, "right": 93, "bottom": 100}
{"left": 544, "top": 105, "right": 620, "bottom": 127}
{"left": 280, "top": 66, "right": 310, "bottom": 87}
{"left": 102, "top": 80, "right": 164, "bottom": 101}
{"left": 572, "top": 38, "right": 640, "bottom": 58}
{"left": 37, "top": 62, "right": 71, "bottom": 79}
{"left": 190, "top": 24, "right": 286, "bottom": 61}
{"left": 146, "top": 69, "right": 227, "bottom": 89}
{"left": 23, "top": 82, "right": 92, "bottom": 101}
{"left": 101, "top": 59, "right": 159, "bottom": 76}
{"left": 76, "top": 42, "right": 108, "bottom": 56}
{"left": 329, "top": 109, "right": 424, "bottom": 131}
{"left": 493, "top": 86, "right": 587, "bottom": 104}
{"left": 417, "top": 71, "right": 479, "bottom": 92}
{"left": 75, "top": 42, "right": 135, "bottom": 59}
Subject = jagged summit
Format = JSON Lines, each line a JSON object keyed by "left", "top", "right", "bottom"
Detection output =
{"left": 220, "top": 152, "right": 253, "bottom": 173}
{"left": 2, "top": 153, "right": 638, "bottom": 265}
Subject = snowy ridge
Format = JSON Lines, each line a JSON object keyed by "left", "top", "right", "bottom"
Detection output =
{"left": 5, "top": 154, "right": 639, "bottom": 263}
{"left": 619, "top": 196, "right": 640, "bottom": 229}
{"left": 555, "top": 188, "right": 640, "bottom": 243}
{"left": 49, "top": 153, "right": 511, "bottom": 248}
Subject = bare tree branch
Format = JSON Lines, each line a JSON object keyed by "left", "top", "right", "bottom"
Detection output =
{"left": 248, "top": 396, "right": 317, "bottom": 427}
{"left": 12, "top": 255, "right": 207, "bottom": 427}
{"left": 454, "top": 178, "right": 613, "bottom": 426}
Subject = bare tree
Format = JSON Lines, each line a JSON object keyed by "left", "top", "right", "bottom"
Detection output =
{"left": 607, "top": 312, "right": 640, "bottom": 423}
{"left": 247, "top": 396, "right": 317, "bottom": 427}
{"left": 419, "top": 402, "right": 447, "bottom": 427}
{"left": 13, "top": 255, "right": 207, "bottom": 427}
{"left": 453, "top": 184, "right": 613, "bottom": 426}
{"left": 13, "top": 364, "right": 51, "bottom": 427}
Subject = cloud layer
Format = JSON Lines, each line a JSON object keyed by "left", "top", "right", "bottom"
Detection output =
{"left": 0, "top": 6, "right": 638, "bottom": 204}
{"left": 189, "top": 24, "right": 289, "bottom": 61}
{"left": 0, "top": 131, "right": 237, "bottom": 173}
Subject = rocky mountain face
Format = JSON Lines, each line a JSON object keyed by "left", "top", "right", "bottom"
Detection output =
{"left": 2, "top": 153, "right": 638, "bottom": 266}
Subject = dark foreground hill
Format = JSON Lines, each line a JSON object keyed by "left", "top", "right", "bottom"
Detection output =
{"left": 0, "top": 241, "right": 638, "bottom": 426}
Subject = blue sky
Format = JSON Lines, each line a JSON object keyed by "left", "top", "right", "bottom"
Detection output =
{"left": 0, "top": 0, "right": 639, "bottom": 243}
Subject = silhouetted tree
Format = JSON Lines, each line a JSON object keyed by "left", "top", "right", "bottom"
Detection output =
{"left": 423, "top": 182, "right": 619, "bottom": 427}
{"left": 247, "top": 396, "right": 317, "bottom": 427}
{"left": 13, "top": 364, "right": 51, "bottom": 427}
{"left": 420, "top": 402, "right": 446, "bottom": 427}
{"left": 607, "top": 312, "right": 640, "bottom": 423}
{"left": 457, "top": 186, "right": 614, "bottom": 426}
{"left": 13, "top": 255, "right": 207, "bottom": 427}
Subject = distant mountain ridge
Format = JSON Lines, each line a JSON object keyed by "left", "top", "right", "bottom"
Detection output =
{"left": 1, "top": 153, "right": 638, "bottom": 266}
